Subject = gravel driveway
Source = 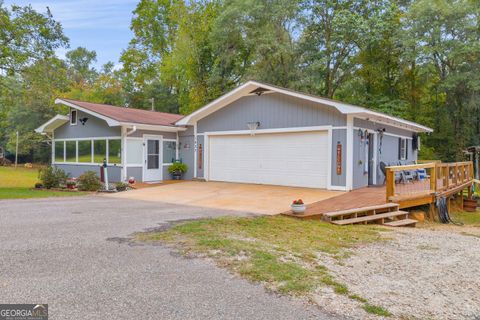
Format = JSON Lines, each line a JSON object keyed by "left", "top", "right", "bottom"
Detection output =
{"left": 0, "top": 196, "right": 332, "bottom": 320}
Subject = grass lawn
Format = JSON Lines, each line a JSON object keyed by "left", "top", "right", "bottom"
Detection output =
{"left": 450, "top": 210, "right": 480, "bottom": 226}
{"left": 137, "top": 215, "right": 391, "bottom": 316}
{"left": 0, "top": 166, "right": 86, "bottom": 199}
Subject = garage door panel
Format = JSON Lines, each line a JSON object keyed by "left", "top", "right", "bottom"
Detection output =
{"left": 208, "top": 131, "right": 329, "bottom": 188}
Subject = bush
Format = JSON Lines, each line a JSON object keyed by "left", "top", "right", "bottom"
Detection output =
{"left": 34, "top": 182, "right": 43, "bottom": 189}
{"left": 167, "top": 162, "right": 188, "bottom": 174}
{"left": 38, "top": 166, "right": 69, "bottom": 189}
{"left": 115, "top": 182, "right": 129, "bottom": 192}
{"left": 77, "top": 171, "right": 102, "bottom": 191}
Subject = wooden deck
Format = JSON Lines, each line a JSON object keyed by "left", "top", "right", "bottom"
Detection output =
{"left": 283, "top": 161, "right": 475, "bottom": 222}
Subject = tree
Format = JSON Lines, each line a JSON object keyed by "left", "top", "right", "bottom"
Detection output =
{"left": 65, "top": 47, "right": 98, "bottom": 84}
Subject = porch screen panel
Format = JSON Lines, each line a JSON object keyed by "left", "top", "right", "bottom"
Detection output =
{"left": 65, "top": 141, "right": 76, "bottom": 162}
{"left": 78, "top": 140, "right": 92, "bottom": 163}
{"left": 54, "top": 141, "right": 64, "bottom": 162}
{"left": 163, "top": 141, "right": 176, "bottom": 164}
{"left": 108, "top": 140, "right": 121, "bottom": 164}
{"left": 147, "top": 140, "right": 159, "bottom": 169}
{"left": 126, "top": 139, "right": 143, "bottom": 165}
{"left": 93, "top": 140, "right": 106, "bottom": 163}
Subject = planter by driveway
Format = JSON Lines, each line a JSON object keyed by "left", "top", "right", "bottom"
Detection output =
{"left": 108, "top": 181, "right": 343, "bottom": 214}
{"left": 0, "top": 196, "right": 333, "bottom": 320}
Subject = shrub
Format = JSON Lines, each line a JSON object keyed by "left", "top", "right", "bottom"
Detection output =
{"left": 115, "top": 182, "right": 129, "bottom": 192}
{"left": 77, "top": 171, "right": 102, "bottom": 191}
{"left": 38, "top": 167, "right": 69, "bottom": 189}
{"left": 168, "top": 162, "right": 188, "bottom": 174}
{"left": 34, "top": 182, "right": 43, "bottom": 189}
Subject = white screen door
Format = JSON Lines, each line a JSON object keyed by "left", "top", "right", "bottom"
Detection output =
{"left": 143, "top": 136, "right": 162, "bottom": 182}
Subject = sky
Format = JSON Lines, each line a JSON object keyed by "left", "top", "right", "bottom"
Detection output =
{"left": 4, "top": 0, "right": 138, "bottom": 69}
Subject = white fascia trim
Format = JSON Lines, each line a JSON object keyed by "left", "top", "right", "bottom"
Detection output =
{"left": 120, "top": 122, "right": 187, "bottom": 132}
{"left": 55, "top": 99, "right": 120, "bottom": 127}
{"left": 54, "top": 136, "right": 121, "bottom": 141}
{"left": 193, "top": 122, "right": 198, "bottom": 178}
{"left": 352, "top": 112, "right": 433, "bottom": 133}
{"left": 35, "top": 115, "right": 69, "bottom": 133}
{"left": 204, "top": 126, "right": 332, "bottom": 136}
{"left": 54, "top": 162, "right": 121, "bottom": 166}
{"left": 327, "top": 128, "right": 332, "bottom": 189}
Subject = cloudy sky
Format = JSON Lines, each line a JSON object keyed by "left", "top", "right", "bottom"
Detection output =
{"left": 4, "top": 0, "right": 138, "bottom": 69}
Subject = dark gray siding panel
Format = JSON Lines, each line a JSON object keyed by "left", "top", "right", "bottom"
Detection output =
{"left": 331, "top": 129, "right": 346, "bottom": 187}
{"left": 54, "top": 110, "right": 120, "bottom": 139}
{"left": 128, "top": 129, "right": 176, "bottom": 139}
{"left": 179, "top": 134, "right": 194, "bottom": 180}
{"left": 126, "top": 167, "right": 142, "bottom": 182}
{"left": 197, "top": 93, "right": 346, "bottom": 133}
{"left": 54, "top": 164, "right": 122, "bottom": 182}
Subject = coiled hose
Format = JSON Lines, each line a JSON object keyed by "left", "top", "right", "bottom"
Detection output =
{"left": 435, "top": 196, "right": 463, "bottom": 225}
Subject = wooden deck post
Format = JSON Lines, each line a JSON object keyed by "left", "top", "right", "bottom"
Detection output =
{"left": 430, "top": 163, "right": 437, "bottom": 192}
{"left": 386, "top": 167, "right": 394, "bottom": 202}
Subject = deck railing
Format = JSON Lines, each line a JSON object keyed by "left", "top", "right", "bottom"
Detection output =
{"left": 385, "top": 161, "right": 474, "bottom": 202}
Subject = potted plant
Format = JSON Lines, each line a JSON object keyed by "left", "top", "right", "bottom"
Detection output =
{"left": 66, "top": 179, "right": 77, "bottom": 190}
{"left": 168, "top": 162, "right": 188, "bottom": 180}
{"left": 291, "top": 199, "right": 306, "bottom": 214}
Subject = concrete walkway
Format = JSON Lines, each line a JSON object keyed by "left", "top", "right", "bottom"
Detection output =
{"left": 108, "top": 181, "right": 342, "bottom": 214}
{"left": 0, "top": 196, "right": 334, "bottom": 320}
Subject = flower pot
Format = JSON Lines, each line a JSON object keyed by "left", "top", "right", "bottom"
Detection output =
{"left": 291, "top": 204, "right": 306, "bottom": 214}
{"left": 171, "top": 170, "right": 183, "bottom": 180}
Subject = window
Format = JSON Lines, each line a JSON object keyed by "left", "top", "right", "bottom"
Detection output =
{"left": 93, "top": 140, "right": 107, "bottom": 163}
{"left": 65, "top": 141, "right": 76, "bottom": 162}
{"left": 108, "top": 140, "right": 121, "bottom": 164}
{"left": 78, "top": 140, "right": 92, "bottom": 163}
{"left": 70, "top": 109, "right": 77, "bottom": 125}
{"left": 55, "top": 141, "right": 64, "bottom": 162}
{"left": 399, "top": 138, "right": 407, "bottom": 160}
{"left": 126, "top": 139, "right": 143, "bottom": 165}
{"left": 163, "top": 141, "right": 176, "bottom": 164}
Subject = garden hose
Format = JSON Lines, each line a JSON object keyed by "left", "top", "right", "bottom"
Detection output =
{"left": 435, "top": 196, "right": 463, "bottom": 226}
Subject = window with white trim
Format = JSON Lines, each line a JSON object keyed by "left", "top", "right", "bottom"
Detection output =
{"left": 399, "top": 138, "right": 407, "bottom": 160}
{"left": 163, "top": 141, "right": 176, "bottom": 164}
{"left": 70, "top": 109, "right": 77, "bottom": 125}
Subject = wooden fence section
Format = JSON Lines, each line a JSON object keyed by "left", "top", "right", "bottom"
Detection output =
{"left": 385, "top": 161, "right": 474, "bottom": 207}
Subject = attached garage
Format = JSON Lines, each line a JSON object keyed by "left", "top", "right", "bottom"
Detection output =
{"left": 207, "top": 131, "right": 329, "bottom": 188}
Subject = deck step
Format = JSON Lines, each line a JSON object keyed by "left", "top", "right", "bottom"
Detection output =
{"left": 383, "top": 218, "right": 418, "bottom": 227}
{"left": 331, "top": 210, "right": 409, "bottom": 225}
{"left": 322, "top": 203, "right": 399, "bottom": 218}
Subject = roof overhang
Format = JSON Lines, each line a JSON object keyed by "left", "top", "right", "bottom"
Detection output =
{"left": 35, "top": 114, "right": 69, "bottom": 134}
{"left": 175, "top": 81, "right": 433, "bottom": 133}
{"left": 54, "top": 98, "right": 186, "bottom": 132}
{"left": 55, "top": 98, "right": 121, "bottom": 126}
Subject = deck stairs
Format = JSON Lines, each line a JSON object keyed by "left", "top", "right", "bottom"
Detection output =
{"left": 321, "top": 203, "right": 417, "bottom": 227}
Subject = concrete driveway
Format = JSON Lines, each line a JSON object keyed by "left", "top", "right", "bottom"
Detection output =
{"left": 0, "top": 196, "right": 333, "bottom": 320}
{"left": 109, "top": 181, "right": 342, "bottom": 214}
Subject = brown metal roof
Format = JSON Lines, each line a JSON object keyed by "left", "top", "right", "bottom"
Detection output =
{"left": 61, "top": 98, "right": 183, "bottom": 126}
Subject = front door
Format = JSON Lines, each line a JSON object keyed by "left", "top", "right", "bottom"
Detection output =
{"left": 143, "top": 136, "right": 162, "bottom": 182}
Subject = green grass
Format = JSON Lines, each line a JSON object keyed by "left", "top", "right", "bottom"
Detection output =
{"left": 362, "top": 303, "right": 392, "bottom": 317}
{"left": 137, "top": 215, "right": 390, "bottom": 314}
{"left": 450, "top": 211, "right": 480, "bottom": 226}
{"left": 0, "top": 166, "right": 86, "bottom": 199}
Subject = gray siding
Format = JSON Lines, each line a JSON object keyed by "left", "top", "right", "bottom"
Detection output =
{"left": 354, "top": 118, "right": 414, "bottom": 138}
{"left": 54, "top": 164, "right": 122, "bottom": 182}
{"left": 126, "top": 167, "right": 142, "bottom": 182}
{"left": 197, "top": 92, "right": 346, "bottom": 133}
{"left": 54, "top": 110, "right": 120, "bottom": 139}
{"left": 128, "top": 129, "right": 176, "bottom": 140}
{"left": 331, "top": 129, "right": 346, "bottom": 187}
{"left": 179, "top": 127, "right": 194, "bottom": 180}
{"left": 352, "top": 129, "right": 368, "bottom": 189}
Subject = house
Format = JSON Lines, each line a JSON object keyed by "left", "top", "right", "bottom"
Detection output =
{"left": 35, "top": 81, "right": 432, "bottom": 191}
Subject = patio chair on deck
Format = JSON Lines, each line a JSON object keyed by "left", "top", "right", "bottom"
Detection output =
{"left": 398, "top": 161, "right": 416, "bottom": 182}
{"left": 380, "top": 161, "right": 404, "bottom": 184}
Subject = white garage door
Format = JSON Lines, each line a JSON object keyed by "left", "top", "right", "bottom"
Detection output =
{"left": 208, "top": 131, "right": 329, "bottom": 188}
